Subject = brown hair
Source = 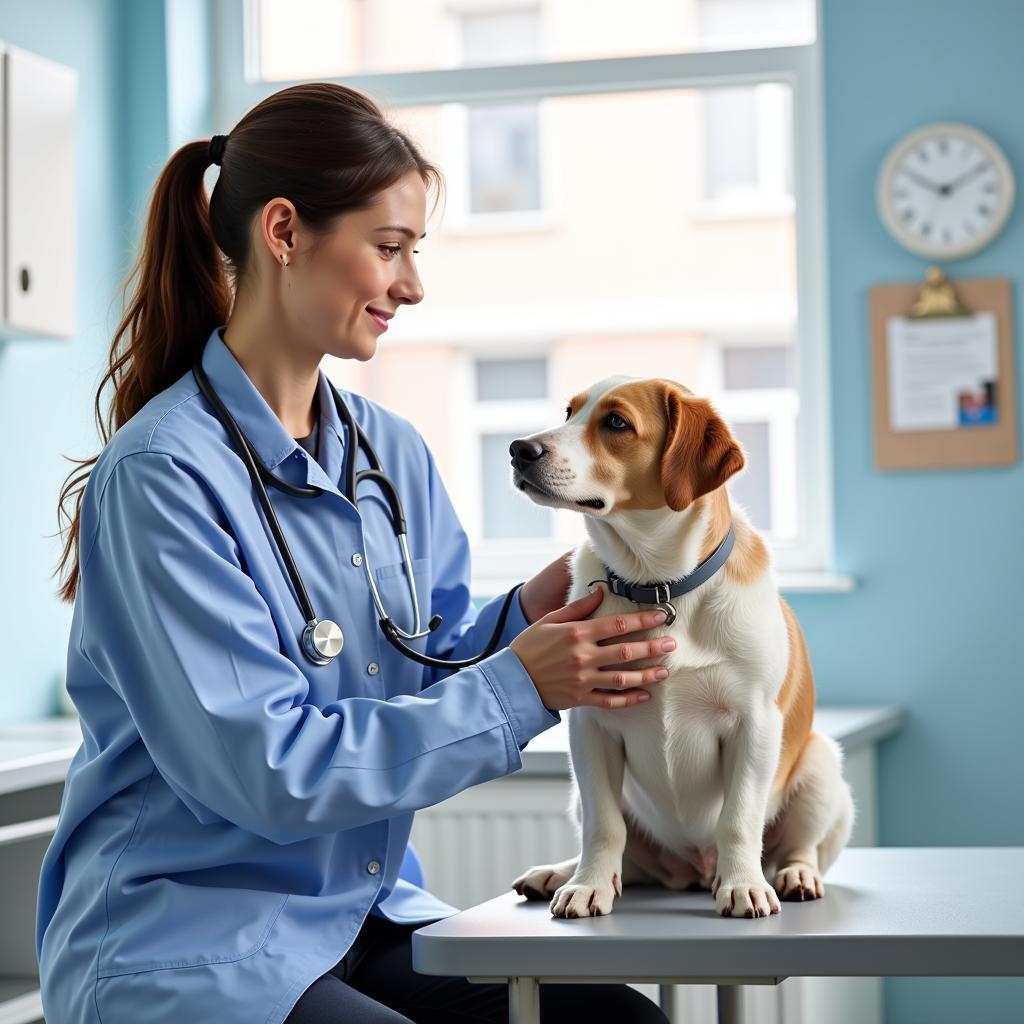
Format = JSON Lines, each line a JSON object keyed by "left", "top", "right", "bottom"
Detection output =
{"left": 53, "top": 82, "right": 444, "bottom": 603}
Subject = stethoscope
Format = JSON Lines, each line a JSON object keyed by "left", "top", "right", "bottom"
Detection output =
{"left": 192, "top": 355, "right": 521, "bottom": 669}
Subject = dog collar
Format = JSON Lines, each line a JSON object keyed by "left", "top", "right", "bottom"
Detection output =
{"left": 589, "top": 522, "right": 735, "bottom": 626}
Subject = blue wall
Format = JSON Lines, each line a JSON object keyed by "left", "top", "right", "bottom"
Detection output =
{"left": 0, "top": 0, "right": 125, "bottom": 720}
{"left": 0, "top": 0, "right": 210, "bottom": 721}
{"left": 784, "top": 1, "right": 1024, "bottom": 1020}
{"left": 1, "top": 1, "right": 1021, "bottom": 1018}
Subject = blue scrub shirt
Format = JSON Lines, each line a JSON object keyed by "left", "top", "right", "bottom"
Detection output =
{"left": 36, "top": 326, "right": 560, "bottom": 1024}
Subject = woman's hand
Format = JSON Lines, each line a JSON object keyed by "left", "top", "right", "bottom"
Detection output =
{"left": 510, "top": 587, "right": 674, "bottom": 710}
{"left": 518, "top": 548, "right": 576, "bottom": 624}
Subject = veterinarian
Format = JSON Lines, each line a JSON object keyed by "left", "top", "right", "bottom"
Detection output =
{"left": 37, "top": 83, "right": 674, "bottom": 1024}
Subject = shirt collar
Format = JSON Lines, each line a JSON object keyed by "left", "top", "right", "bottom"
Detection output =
{"left": 199, "top": 325, "right": 347, "bottom": 475}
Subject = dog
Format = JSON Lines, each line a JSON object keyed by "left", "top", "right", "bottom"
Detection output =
{"left": 508, "top": 376, "right": 855, "bottom": 918}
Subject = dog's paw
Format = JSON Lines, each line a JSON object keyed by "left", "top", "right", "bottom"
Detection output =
{"left": 549, "top": 872, "right": 621, "bottom": 918}
{"left": 511, "top": 860, "right": 577, "bottom": 901}
{"left": 712, "top": 874, "right": 781, "bottom": 917}
{"left": 772, "top": 862, "right": 824, "bottom": 901}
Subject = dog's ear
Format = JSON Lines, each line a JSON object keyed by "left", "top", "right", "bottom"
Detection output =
{"left": 660, "top": 384, "right": 745, "bottom": 511}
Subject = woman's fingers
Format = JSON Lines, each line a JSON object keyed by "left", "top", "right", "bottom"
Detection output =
{"left": 582, "top": 685, "right": 657, "bottom": 709}
{"left": 587, "top": 607, "right": 670, "bottom": 640}
{"left": 592, "top": 635, "right": 674, "bottom": 668}
{"left": 588, "top": 664, "right": 668, "bottom": 693}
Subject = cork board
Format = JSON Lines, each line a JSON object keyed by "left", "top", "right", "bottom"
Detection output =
{"left": 868, "top": 276, "right": 1018, "bottom": 470}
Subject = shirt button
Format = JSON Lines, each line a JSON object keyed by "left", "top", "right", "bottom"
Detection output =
{"left": 352, "top": 553, "right": 363, "bottom": 566}
{"left": 367, "top": 662, "right": 379, "bottom": 675}
{"left": 367, "top": 860, "right": 381, "bottom": 875}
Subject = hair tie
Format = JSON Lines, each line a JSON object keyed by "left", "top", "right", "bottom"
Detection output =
{"left": 208, "top": 134, "right": 228, "bottom": 166}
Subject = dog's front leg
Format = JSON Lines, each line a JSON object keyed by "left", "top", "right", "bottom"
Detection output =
{"left": 713, "top": 698, "right": 784, "bottom": 918}
{"left": 550, "top": 711, "right": 627, "bottom": 918}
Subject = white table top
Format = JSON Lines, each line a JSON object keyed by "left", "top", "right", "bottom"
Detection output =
{"left": 411, "top": 846, "right": 1024, "bottom": 980}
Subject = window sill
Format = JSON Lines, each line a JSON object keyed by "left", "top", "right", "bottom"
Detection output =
{"left": 774, "top": 571, "right": 856, "bottom": 593}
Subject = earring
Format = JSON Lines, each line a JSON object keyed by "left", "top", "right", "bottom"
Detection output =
{"left": 280, "top": 253, "right": 289, "bottom": 268}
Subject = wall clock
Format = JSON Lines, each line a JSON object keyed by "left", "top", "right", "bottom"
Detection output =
{"left": 876, "top": 121, "right": 1014, "bottom": 259}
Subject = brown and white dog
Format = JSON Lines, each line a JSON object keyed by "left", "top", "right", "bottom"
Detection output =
{"left": 509, "top": 376, "right": 855, "bottom": 918}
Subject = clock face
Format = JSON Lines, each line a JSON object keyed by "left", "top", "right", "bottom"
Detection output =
{"left": 876, "top": 122, "right": 1015, "bottom": 259}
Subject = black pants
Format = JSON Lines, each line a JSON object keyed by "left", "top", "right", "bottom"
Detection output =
{"left": 283, "top": 912, "right": 670, "bottom": 1023}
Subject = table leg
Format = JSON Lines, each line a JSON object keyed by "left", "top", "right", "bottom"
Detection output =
{"left": 509, "top": 976, "right": 541, "bottom": 1024}
{"left": 716, "top": 984, "right": 744, "bottom": 1024}
{"left": 658, "top": 983, "right": 676, "bottom": 1021}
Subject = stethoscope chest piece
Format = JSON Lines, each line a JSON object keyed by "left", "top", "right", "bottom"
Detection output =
{"left": 302, "top": 618, "right": 344, "bottom": 665}
{"left": 192, "top": 350, "right": 521, "bottom": 672}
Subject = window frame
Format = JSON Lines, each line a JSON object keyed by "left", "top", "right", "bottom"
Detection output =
{"left": 212, "top": 0, "right": 849, "bottom": 594}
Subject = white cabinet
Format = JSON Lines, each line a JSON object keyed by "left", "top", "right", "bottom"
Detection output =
{"left": 0, "top": 44, "right": 77, "bottom": 340}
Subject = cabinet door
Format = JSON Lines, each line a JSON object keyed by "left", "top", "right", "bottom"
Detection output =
{"left": 4, "top": 44, "right": 77, "bottom": 337}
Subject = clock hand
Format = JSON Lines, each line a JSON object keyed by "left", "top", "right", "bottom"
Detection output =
{"left": 900, "top": 167, "right": 945, "bottom": 193}
{"left": 943, "top": 160, "right": 990, "bottom": 193}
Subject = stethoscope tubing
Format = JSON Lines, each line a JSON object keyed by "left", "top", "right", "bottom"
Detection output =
{"left": 191, "top": 356, "right": 521, "bottom": 670}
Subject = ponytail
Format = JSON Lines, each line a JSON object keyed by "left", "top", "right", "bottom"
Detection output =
{"left": 54, "top": 82, "right": 443, "bottom": 602}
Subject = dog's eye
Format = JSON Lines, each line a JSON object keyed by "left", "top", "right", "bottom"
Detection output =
{"left": 605, "top": 413, "right": 631, "bottom": 431}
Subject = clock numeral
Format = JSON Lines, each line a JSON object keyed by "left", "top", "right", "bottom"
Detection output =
{"left": 901, "top": 209, "right": 914, "bottom": 222}
{"left": 977, "top": 204, "right": 991, "bottom": 217}
{"left": 920, "top": 222, "right": 932, "bottom": 236}
{"left": 941, "top": 228, "right": 952, "bottom": 243}
{"left": 963, "top": 220, "right": 976, "bottom": 236}
{"left": 917, "top": 148, "right": 929, "bottom": 162}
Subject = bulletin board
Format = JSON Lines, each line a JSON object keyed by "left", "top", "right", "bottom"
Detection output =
{"left": 868, "top": 273, "right": 1018, "bottom": 470}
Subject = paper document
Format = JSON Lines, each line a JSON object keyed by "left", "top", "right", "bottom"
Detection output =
{"left": 886, "top": 312, "right": 998, "bottom": 431}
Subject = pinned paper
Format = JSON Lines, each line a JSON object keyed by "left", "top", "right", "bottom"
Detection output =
{"left": 886, "top": 312, "right": 998, "bottom": 432}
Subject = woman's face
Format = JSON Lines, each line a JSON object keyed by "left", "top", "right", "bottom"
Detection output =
{"left": 262, "top": 169, "right": 428, "bottom": 362}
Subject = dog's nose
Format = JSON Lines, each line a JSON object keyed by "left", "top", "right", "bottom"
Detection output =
{"left": 509, "top": 438, "right": 546, "bottom": 470}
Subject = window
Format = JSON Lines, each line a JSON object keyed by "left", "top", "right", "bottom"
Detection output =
{"left": 701, "top": 84, "right": 794, "bottom": 215}
{"left": 466, "top": 102, "right": 542, "bottom": 214}
{"left": 696, "top": 0, "right": 799, "bottom": 217}
{"left": 696, "top": 0, "right": 815, "bottom": 52}
{"left": 217, "top": 0, "right": 836, "bottom": 591}
{"left": 459, "top": 6, "right": 540, "bottom": 67}
{"left": 723, "top": 345, "right": 794, "bottom": 390}
{"left": 728, "top": 420, "right": 772, "bottom": 530}
{"left": 709, "top": 341, "right": 799, "bottom": 538}
{"left": 457, "top": 8, "right": 545, "bottom": 223}
{"left": 474, "top": 355, "right": 552, "bottom": 541}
